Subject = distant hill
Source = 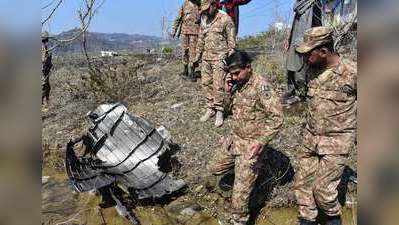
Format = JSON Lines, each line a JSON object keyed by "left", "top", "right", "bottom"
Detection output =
{"left": 53, "top": 29, "right": 176, "bottom": 54}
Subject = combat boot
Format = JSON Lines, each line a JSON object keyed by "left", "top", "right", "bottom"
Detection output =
{"left": 298, "top": 218, "right": 317, "bottom": 225}
{"left": 215, "top": 110, "right": 224, "bottom": 127}
{"left": 200, "top": 108, "right": 216, "bottom": 122}
{"left": 326, "top": 216, "right": 342, "bottom": 225}
{"left": 282, "top": 94, "right": 301, "bottom": 106}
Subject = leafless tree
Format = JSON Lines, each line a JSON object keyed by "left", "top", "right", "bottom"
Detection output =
{"left": 41, "top": 0, "right": 63, "bottom": 25}
{"left": 41, "top": 0, "right": 105, "bottom": 53}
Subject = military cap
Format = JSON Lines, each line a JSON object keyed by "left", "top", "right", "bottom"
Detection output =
{"left": 296, "top": 26, "right": 333, "bottom": 54}
{"left": 41, "top": 31, "right": 50, "bottom": 41}
{"left": 225, "top": 50, "right": 252, "bottom": 72}
{"left": 201, "top": 0, "right": 219, "bottom": 12}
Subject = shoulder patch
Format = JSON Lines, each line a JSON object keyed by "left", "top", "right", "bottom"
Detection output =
{"left": 259, "top": 79, "right": 272, "bottom": 99}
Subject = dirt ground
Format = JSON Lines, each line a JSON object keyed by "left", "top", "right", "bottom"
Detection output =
{"left": 42, "top": 53, "right": 357, "bottom": 225}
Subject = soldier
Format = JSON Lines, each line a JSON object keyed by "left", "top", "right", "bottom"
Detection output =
{"left": 171, "top": 0, "right": 201, "bottom": 82}
{"left": 293, "top": 27, "right": 356, "bottom": 225}
{"left": 41, "top": 31, "right": 53, "bottom": 105}
{"left": 194, "top": 0, "right": 236, "bottom": 127}
{"left": 208, "top": 51, "right": 284, "bottom": 225}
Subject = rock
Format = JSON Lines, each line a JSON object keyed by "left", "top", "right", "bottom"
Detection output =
{"left": 181, "top": 207, "right": 197, "bottom": 216}
{"left": 194, "top": 185, "right": 204, "bottom": 193}
{"left": 42, "top": 176, "right": 50, "bottom": 184}
{"left": 171, "top": 102, "right": 184, "bottom": 110}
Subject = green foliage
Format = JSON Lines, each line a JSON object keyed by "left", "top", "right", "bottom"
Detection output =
{"left": 162, "top": 46, "right": 174, "bottom": 54}
{"left": 238, "top": 28, "right": 288, "bottom": 52}
{"left": 238, "top": 32, "right": 269, "bottom": 49}
{"left": 253, "top": 54, "right": 286, "bottom": 86}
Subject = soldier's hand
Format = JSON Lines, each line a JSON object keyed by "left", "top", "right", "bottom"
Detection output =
{"left": 246, "top": 142, "right": 263, "bottom": 160}
{"left": 225, "top": 78, "right": 233, "bottom": 93}
{"left": 225, "top": 82, "right": 232, "bottom": 93}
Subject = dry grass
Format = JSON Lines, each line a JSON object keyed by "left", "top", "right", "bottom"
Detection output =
{"left": 42, "top": 52, "right": 357, "bottom": 224}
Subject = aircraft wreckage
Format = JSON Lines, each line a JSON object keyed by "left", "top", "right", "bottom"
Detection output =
{"left": 65, "top": 103, "right": 186, "bottom": 224}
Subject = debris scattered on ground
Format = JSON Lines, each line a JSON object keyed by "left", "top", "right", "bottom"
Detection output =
{"left": 42, "top": 52, "right": 357, "bottom": 225}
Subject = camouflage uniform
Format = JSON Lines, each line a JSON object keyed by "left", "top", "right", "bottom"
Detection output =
{"left": 173, "top": 0, "right": 201, "bottom": 65}
{"left": 195, "top": 10, "right": 236, "bottom": 111}
{"left": 41, "top": 39, "right": 53, "bottom": 103}
{"left": 209, "top": 73, "right": 283, "bottom": 223}
{"left": 293, "top": 27, "right": 357, "bottom": 222}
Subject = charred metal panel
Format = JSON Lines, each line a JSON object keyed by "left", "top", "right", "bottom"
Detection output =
{"left": 65, "top": 103, "right": 185, "bottom": 199}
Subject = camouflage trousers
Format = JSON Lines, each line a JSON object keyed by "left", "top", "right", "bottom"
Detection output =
{"left": 208, "top": 134, "right": 261, "bottom": 223}
{"left": 181, "top": 34, "right": 198, "bottom": 65}
{"left": 294, "top": 129, "right": 350, "bottom": 221}
{"left": 201, "top": 59, "right": 227, "bottom": 111}
{"left": 41, "top": 74, "right": 51, "bottom": 102}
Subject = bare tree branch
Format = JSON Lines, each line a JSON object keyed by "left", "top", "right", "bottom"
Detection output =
{"left": 46, "top": 0, "right": 106, "bottom": 52}
{"left": 41, "top": 0, "right": 59, "bottom": 10}
{"left": 41, "top": 0, "right": 63, "bottom": 25}
{"left": 79, "top": 0, "right": 96, "bottom": 71}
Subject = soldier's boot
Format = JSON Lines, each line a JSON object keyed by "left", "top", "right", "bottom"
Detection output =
{"left": 283, "top": 95, "right": 301, "bottom": 106}
{"left": 282, "top": 89, "right": 301, "bottom": 106}
{"left": 42, "top": 105, "right": 49, "bottom": 112}
{"left": 215, "top": 110, "right": 224, "bottom": 127}
{"left": 200, "top": 108, "right": 216, "bottom": 122}
{"left": 298, "top": 218, "right": 317, "bottom": 225}
{"left": 326, "top": 216, "right": 342, "bottom": 225}
{"left": 42, "top": 97, "right": 49, "bottom": 112}
{"left": 180, "top": 64, "right": 189, "bottom": 78}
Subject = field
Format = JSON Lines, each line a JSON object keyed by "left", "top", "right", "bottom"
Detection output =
{"left": 42, "top": 34, "right": 357, "bottom": 225}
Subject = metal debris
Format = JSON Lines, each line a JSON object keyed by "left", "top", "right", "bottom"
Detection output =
{"left": 65, "top": 103, "right": 186, "bottom": 223}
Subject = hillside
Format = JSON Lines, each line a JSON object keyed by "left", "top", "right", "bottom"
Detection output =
{"left": 53, "top": 28, "right": 177, "bottom": 54}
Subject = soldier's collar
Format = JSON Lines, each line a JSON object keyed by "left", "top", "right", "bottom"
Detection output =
{"left": 205, "top": 12, "right": 221, "bottom": 25}
{"left": 331, "top": 59, "right": 345, "bottom": 76}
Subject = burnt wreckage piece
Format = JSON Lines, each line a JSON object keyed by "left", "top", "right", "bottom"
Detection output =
{"left": 65, "top": 103, "right": 186, "bottom": 200}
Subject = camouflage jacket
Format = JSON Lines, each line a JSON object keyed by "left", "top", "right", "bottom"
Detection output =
{"left": 41, "top": 43, "right": 52, "bottom": 76}
{"left": 306, "top": 59, "right": 357, "bottom": 136}
{"left": 172, "top": 0, "right": 200, "bottom": 36}
{"left": 231, "top": 73, "right": 284, "bottom": 144}
{"left": 196, "top": 10, "right": 236, "bottom": 61}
